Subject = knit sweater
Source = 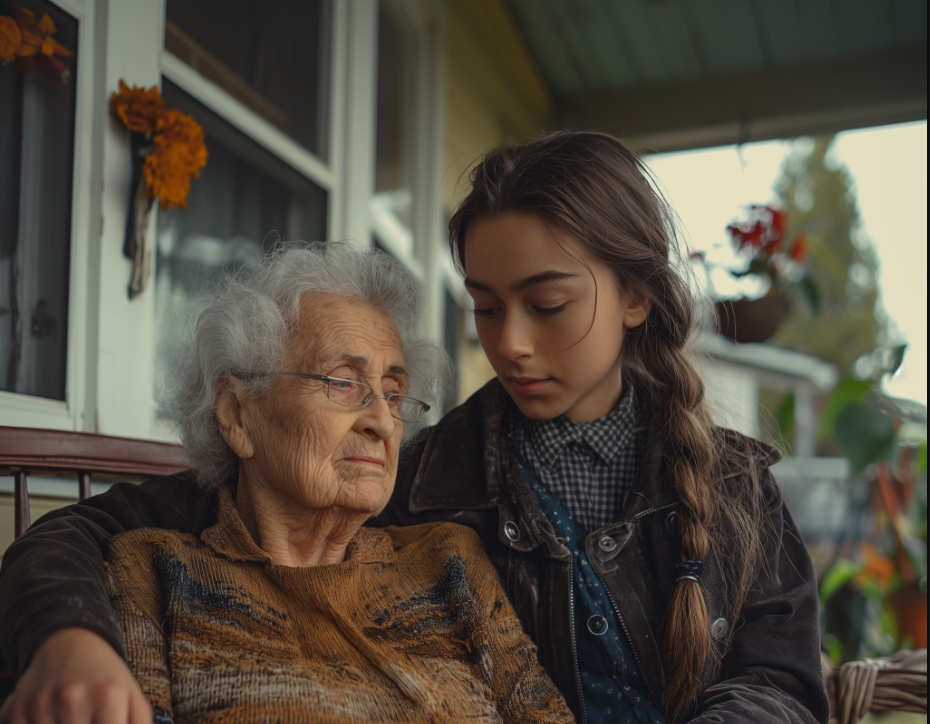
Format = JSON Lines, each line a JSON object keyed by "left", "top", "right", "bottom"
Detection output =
{"left": 105, "top": 490, "right": 574, "bottom": 724}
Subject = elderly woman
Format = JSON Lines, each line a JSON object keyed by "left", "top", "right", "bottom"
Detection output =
{"left": 12, "top": 243, "right": 573, "bottom": 724}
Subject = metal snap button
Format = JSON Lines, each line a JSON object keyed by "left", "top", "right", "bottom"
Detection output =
{"left": 503, "top": 521, "right": 520, "bottom": 542}
{"left": 587, "top": 615, "right": 609, "bottom": 636}
{"left": 711, "top": 618, "right": 729, "bottom": 640}
{"left": 665, "top": 510, "right": 678, "bottom": 537}
{"left": 598, "top": 536, "right": 618, "bottom": 552}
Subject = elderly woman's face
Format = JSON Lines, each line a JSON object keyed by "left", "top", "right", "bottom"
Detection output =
{"left": 232, "top": 293, "right": 406, "bottom": 518}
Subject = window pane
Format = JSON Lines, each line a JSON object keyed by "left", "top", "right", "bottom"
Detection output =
{"left": 373, "top": 0, "right": 416, "bottom": 251}
{"left": 164, "top": 0, "right": 331, "bottom": 160}
{"left": 0, "top": 0, "right": 77, "bottom": 401}
{"left": 154, "top": 80, "right": 327, "bottom": 414}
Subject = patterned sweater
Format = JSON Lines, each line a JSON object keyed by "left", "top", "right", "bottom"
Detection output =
{"left": 106, "top": 489, "right": 574, "bottom": 724}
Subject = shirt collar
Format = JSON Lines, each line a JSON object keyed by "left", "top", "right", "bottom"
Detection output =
{"left": 521, "top": 386, "right": 641, "bottom": 468}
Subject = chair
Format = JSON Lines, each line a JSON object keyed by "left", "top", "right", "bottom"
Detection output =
{"left": 824, "top": 649, "right": 928, "bottom": 724}
{"left": 0, "top": 425, "right": 189, "bottom": 703}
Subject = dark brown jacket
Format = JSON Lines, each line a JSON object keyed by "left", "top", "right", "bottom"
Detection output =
{"left": 0, "top": 380, "right": 829, "bottom": 722}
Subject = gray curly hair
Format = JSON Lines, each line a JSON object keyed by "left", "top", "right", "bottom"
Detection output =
{"left": 167, "top": 241, "right": 451, "bottom": 490}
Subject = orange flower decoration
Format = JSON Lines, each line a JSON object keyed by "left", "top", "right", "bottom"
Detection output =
{"left": 109, "top": 80, "right": 165, "bottom": 134}
{"left": 0, "top": 16, "right": 22, "bottom": 64}
{"left": 110, "top": 80, "right": 207, "bottom": 210}
{"left": 143, "top": 109, "right": 208, "bottom": 209}
{"left": 6, "top": 9, "right": 73, "bottom": 83}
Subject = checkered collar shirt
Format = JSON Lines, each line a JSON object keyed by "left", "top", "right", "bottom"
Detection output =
{"left": 506, "top": 387, "right": 647, "bottom": 533}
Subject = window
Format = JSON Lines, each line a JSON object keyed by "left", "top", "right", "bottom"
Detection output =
{"left": 164, "top": 0, "right": 331, "bottom": 159}
{"left": 154, "top": 80, "right": 327, "bottom": 411}
{"left": 372, "top": 0, "right": 418, "bottom": 259}
{"left": 0, "top": 0, "right": 77, "bottom": 401}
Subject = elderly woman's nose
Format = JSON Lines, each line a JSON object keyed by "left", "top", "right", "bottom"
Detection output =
{"left": 356, "top": 397, "right": 398, "bottom": 440}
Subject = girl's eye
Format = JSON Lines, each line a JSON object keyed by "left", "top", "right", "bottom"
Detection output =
{"left": 533, "top": 303, "right": 568, "bottom": 316}
{"left": 472, "top": 307, "right": 499, "bottom": 319}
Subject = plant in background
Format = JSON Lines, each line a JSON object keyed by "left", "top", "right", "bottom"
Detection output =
{"left": 724, "top": 204, "right": 820, "bottom": 314}
{"left": 109, "top": 80, "right": 208, "bottom": 299}
{"left": 692, "top": 204, "right": 820, "bottom": 344}
{"left": 818, "top": 345, "right": 928, "bottom": 663}
{"left": 0, "top": 7, "right": 73, "bottom": 83}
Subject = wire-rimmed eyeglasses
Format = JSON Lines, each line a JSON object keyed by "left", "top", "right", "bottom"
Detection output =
{"left": 261, "top": 372, "right": 430, "bottom": 423}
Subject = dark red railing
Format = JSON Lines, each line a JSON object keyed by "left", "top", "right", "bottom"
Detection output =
{"left": 0, "top": 426, "right": 189, "bottom": 538}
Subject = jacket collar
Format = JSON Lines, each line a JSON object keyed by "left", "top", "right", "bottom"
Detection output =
{"left": 408, "top": 379, "right": 508, "bottom": 514}
{"left": 406, "top": 377, "right": 782, "bottom": 536}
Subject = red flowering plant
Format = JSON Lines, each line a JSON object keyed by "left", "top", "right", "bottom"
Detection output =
{"left": 692, "top": 204, "right": 820, "bottom": 317}
{"left": 0, "top": 7, "right": 73, "bottom": 84}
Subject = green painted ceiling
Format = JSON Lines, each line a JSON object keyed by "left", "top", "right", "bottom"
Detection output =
{"left": 502, "top": 0, "right": 927, "bottom": 149}
{"left": 505, "top": 0, "right": 926, "bottom": 94}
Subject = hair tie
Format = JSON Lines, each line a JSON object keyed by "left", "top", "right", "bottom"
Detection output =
{"left": 675, "top": 560, "right": 704, "bottom": 583}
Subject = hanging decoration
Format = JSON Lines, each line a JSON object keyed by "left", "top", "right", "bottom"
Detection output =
{"left": 109, "top": 80, "right": 208, "bottom": 299}
{"left": 0, "top": 8, "right": 73, "bottom": 84}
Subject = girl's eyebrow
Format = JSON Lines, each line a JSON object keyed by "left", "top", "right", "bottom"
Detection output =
{"left": 464, "top": 271, "right": 580, "bottom": 293}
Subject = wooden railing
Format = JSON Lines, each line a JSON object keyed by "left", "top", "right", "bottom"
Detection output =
{"left": 0, "top": 426, "right": 189, "bottom": 538}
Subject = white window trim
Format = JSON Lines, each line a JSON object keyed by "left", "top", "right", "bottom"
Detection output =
{"left": 159, "top": 53, "right": 335, "bottom": 195}
{"left": 0, "top": 0, "right": 98, "bottom": 432}
{"left": 0, "top": 0, "right": 450, "bottom": 443}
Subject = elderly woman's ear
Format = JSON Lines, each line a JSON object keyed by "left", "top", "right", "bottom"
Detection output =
{"left": 214, "top": 376, "right": 256, "bottom": 460}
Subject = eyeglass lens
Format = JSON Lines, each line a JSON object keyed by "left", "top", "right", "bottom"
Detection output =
{"left": 325, "top": 379, "right": 424, "bottom": 422}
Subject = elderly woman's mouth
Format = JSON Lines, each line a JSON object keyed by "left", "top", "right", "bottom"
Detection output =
{"left": 341, "top": 456, "right": 386, "bottom": 469}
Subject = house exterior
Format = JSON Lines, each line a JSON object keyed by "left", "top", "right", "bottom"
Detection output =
{"left": 1, "top": 0, "right": 926, "bottom": 549}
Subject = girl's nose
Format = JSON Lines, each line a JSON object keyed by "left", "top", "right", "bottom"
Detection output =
{"left": 497, "top": 311, "right": 533, "bottom": 361}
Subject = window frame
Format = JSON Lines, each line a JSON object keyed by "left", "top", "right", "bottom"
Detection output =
{"left": 0, "top": 0, "right": 98, "bottom": 431}
{"left": 0, "top": 0, "right": 448, "bottom": 443}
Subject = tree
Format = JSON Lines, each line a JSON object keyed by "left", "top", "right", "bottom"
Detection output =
{"left": 771, "top": 137, "right": 888, "bottom": 377}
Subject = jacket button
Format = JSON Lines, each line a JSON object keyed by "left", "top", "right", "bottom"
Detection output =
{"left": 665, "top": 510, "right": 678, "bottom": 537}
{"left": 598, "top": 536, "right": 618, "bottom": 552}
{"left": 503, "top": 521, "right": 520, "bottom": 543}
{"left": 587, "top": 615, "right": 609, "bottom": 636}
{"left": 711, "top": 618, "right": 729, "bottom": 640}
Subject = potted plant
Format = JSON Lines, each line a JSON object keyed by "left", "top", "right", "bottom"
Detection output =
{"left": 693, "top": 205, "right": 819, "bottom": 343}
{"left": 818, "top": 345, "right": 928, "bottom": 659}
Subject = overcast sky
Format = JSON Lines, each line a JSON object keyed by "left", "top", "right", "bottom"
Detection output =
{"left": 645, "top": 121, "right": 928, "bottom": 406}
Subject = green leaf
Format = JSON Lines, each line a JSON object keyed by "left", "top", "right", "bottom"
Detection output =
{"left": 885, "top": 344, "right": 908, "bottom": 377}
{"left": 819, "top": 379, "right": 873, "bottom": 441}
{"left": 834, "top": 403, "right": 897, "bottom": 474}
{"left": 775, "top": 393, "right": 795, "bottom": 448}
{"left": 819, "top": 560, "right": 861, "bottom": 602}
{"left": 796, "top": 274, "right": 820, "bottom": 317}
{"left": 919, "top": 442, "right": 927, "bottom": 476}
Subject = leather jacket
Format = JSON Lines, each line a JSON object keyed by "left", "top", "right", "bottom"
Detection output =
{"left": 380, "top": 380, "right": 829, "bottom": 723}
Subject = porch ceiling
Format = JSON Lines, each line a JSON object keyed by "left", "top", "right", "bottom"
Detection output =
{"left": 503, "top": 0, "right": 927, "bottom": 151}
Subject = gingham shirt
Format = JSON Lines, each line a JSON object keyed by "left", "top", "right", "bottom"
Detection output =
{"left": 507, "top": 388, "right": 647, "bottom": 533}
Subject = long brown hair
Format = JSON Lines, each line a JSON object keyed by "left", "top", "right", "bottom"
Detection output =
{"left": 448, "top": 131, "right": 766, "bottom": 722}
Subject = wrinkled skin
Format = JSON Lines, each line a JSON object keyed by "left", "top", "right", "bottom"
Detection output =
{"left": 219, "top": 292, "right": 406, "bottom": 567}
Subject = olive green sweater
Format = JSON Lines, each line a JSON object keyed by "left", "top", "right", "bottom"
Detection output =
{"left": 106, "top": 490, "right": 574, "bottom": 723}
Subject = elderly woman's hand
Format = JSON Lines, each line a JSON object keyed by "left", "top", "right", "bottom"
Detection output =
{"left": 5, "top": 628, "right": 151, "bottom": 724}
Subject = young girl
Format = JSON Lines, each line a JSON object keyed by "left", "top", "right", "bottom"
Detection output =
{"left": 1, "top": 132, "right": 827, "bottom": 724}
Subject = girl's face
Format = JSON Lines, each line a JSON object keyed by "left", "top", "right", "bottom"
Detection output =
{"left": 464, "top": 212, "right": 649, "bottom": 422}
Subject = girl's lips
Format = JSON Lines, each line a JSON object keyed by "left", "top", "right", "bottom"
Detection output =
{"left": 510, "top": 377, "right": 551, "bottom": 395}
